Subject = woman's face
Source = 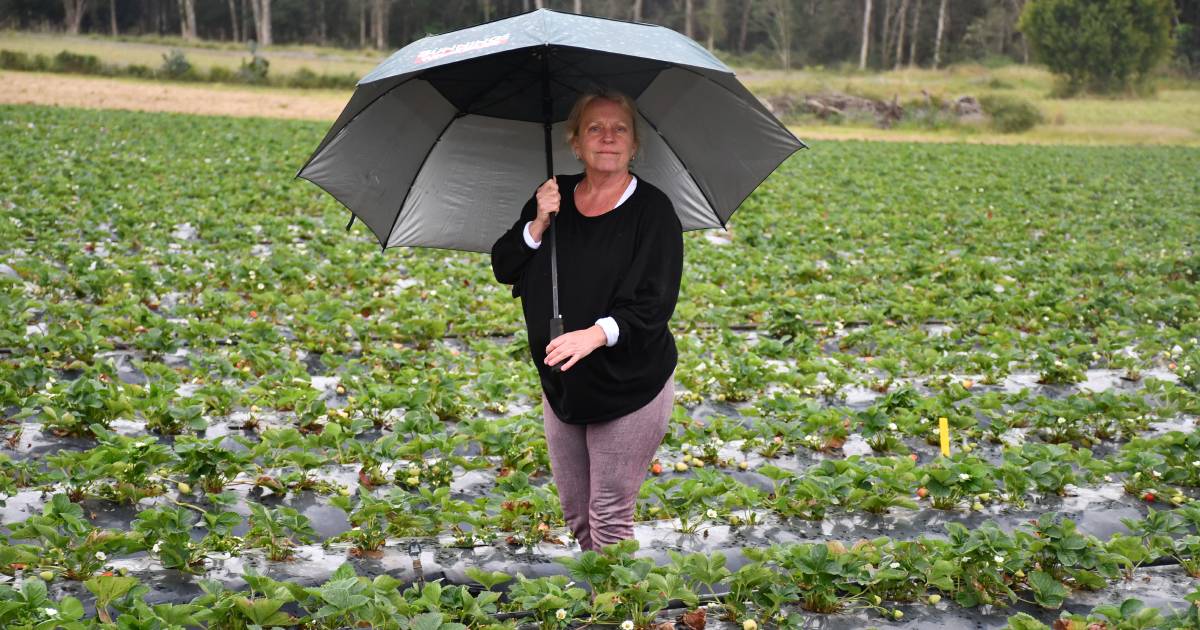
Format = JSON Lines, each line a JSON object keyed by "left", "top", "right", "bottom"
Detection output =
{"left": 572, "top": 98, "right": 636, "bottom": 175}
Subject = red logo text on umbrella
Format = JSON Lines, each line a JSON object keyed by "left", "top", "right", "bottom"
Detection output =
{"left": 416, "top": 34, "right": 511, "bottom": 65}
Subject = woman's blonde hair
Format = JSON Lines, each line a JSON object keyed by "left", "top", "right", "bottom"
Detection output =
{"left": 564, "top": 89, "right": 639, "bottom": 155}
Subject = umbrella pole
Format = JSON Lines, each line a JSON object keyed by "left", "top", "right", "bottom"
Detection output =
{"left": 542, "top": 47, "right": 566, "bottom": 372}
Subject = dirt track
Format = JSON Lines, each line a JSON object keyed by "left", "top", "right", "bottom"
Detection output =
{"left": 5, "top": 70, "right": 1190, "bottom": 145}
{"left": 0, "top": 71, "right": 994, "bottom": 143}
{"left": 0, "top": 71, "right": 348, "bottom": 121}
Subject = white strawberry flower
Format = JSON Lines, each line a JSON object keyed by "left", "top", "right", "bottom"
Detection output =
{"left": 958, "top": 473, "right": 970, "bottom": 481}
{"left": 621, "top": 620, "right": 635, "bottom": 630}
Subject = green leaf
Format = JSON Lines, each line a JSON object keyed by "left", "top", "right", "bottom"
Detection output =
{"left": 234, "top": 597, "right": 294, "bottom": 626}
{"left": 1119, "top": 597, "right": 1145, "bottom": 618}
{"left": 465, "top": 568, "right": 512, "bottom": 591}
{"left": 319, "top": 577, "right": 367, "bottom": 610}
{"left": 1001, "top": 612, "right": 1050, "bottom": 630}
{"left": 407, "top": 611, "right": 446, "bottom": 630}
{"left": 58, "top": 596, "right": 85, "bottom": 620}
{"left": 1027, "top": 571, "right": 1068, "bottom": 609}
{"left": 84, "top": 575, "right": 138, "bottom": 606}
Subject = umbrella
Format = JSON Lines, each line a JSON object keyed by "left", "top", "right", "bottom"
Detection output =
{"left": 297, "top": 8, "right": 804, "bottom": 344}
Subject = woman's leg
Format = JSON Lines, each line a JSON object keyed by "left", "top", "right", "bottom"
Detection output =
{"left": 584, "top": 379, "right": 674, "bottom": 549}
{"left": 542, "top": 395, "right": 594, "bottom": 550}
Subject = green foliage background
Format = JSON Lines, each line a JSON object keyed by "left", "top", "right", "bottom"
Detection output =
{"left": 1020, "top": 0, "right": 1176, "bottom": 94}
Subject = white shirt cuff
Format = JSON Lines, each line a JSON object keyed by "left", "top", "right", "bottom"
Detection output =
{"left": 522, "top": 221, "right": 542, "bottom": 249}
{"left": 595, "top": 317, "right": 619, "bottom": 347}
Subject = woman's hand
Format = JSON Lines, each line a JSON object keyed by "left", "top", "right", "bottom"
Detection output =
{"left": 545, "top": 325, "right": 607, "bottom": 372}
{"left": 529, "top": 177, "right": 559, "bottom": 243}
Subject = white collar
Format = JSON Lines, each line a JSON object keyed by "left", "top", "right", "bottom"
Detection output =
{"left": 575, "top": 175, "right": 638, "bottom": 209}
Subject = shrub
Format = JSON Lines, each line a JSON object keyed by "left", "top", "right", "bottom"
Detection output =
{"left": 52, "top": 50, "right": 101, "bottom": 74}
{"left": 206, "top": 65, "right": 236, "bottom": 83}
{"left": 980, "top": 94, "right": 1043, "bottom": 133}
{"left": 237, "top": 54, "right": 269, "bottom": 84}
{"left": 159, "top": 48, "right": 194, "bottom": 80}
{"left": 0, "top": 49, "right": 31, "bottom": 70}
{"left": 282, "top": 67, "right": 358, "bottom": 89}
{"left": 1019, "top": 0, "right": 1174, "bottom": 95}
{"left": 125, "top": 64, "right": 154, "bottom": 79}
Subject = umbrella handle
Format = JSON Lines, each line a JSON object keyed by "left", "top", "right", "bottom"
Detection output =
{"left": 541, "top": 47, "right": 566, "bottom": 374}
{"left": 549, "top": 315, "right": 566, "bottom": 373}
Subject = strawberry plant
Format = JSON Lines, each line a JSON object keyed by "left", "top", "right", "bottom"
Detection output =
{"left": 503, "top": 574, "right": 588, "bottom": 629}
{"left": 918, "top": 457, "right": 997, "bottom": 510}
{"left": 5, "top": 494, "right": 134, "bottom": 580}
{"left": 245, "top": 503, "right": 317, "bottom": 561}
{"left": 1026, "top": 513, "right": 1121, "bottom": 590}
{"left": 172, "top": 434, "right": 252, "bottom": 494}
{"left": 84, "top": 429, "right": 174, "bottom": 504}
{"left": 1001, "top": 443, "right": 1078, "bottom": 497}
{"left": 770, "top": 542, "right": 870, "bottom": 613}
{"left": 0, "top": 578, "right": 87, "bottom": 629}
{"left": 943, "top": 521, "right": 1027, "bottom": 608}
{"left": 34, "top": 373, "right": 131, "bottom": 437}
{"left": 132, "top": 505, "right": 209, "bottom": 573}
{"left": 327, "top": 492, "right": 390, "bottom": 557}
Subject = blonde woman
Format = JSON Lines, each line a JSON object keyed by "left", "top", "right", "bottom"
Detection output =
{"left": 491, "top": 89, "right": 682, "bottom": 551}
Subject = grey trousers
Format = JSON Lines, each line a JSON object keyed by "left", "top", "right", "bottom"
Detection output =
{"left": 542, "top": 378, "right": 674, "bottom": 551}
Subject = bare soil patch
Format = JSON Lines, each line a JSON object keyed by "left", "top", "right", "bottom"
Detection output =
{"left": 0, "top": 71, "right": 348, "bottom": 121}
{"left": 4, "top": 71, "right": 1196, "bottom": 146}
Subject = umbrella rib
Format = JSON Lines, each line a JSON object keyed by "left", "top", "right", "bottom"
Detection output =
{"left": 381, "top": 113, "right": 463, "bottom": 252}
{"left": 464, "top": 73, "right": 542, "bottom": 116}
{"left": 441, "top": 53, "right": 542, "bottom": 115}
{"left": 296, "top": 74, "right": 421, "bottom": 178}
{"left": 673, "top": 65, "right": 807, "bottom": 148}
{"left": 635, "top": 109, "right": 725, "bottom": 230}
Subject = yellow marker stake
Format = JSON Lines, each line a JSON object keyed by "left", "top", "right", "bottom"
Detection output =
{"left": 938, "top": 417, "right": 951, "bottom": 457}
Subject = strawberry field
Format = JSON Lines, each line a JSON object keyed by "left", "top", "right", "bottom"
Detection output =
{"left": 2, "top": 103, "right": 1200, "bottom": 629}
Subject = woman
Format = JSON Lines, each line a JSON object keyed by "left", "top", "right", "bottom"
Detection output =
{"left": 491, "top": 90, "right": 683, "bottom": 551}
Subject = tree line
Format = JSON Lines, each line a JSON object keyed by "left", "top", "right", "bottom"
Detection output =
{"left": 0, "top": 0, "right": 1196, "bottom": 73}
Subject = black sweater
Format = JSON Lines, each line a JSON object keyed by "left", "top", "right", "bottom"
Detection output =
{"left": 491, "top": 172, "right": 683, "bottom": 424}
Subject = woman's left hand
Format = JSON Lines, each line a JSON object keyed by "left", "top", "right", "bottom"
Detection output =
{"left": 545, "top": 325, "right": 608, "bottom": 372}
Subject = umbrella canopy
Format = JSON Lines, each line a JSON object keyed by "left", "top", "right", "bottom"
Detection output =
{"left": 298, "top": 8, "right": 804, "bottom": 254}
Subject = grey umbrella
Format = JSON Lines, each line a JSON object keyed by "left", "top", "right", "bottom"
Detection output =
{"left": 297, "top": 8, "right": 804, "bottom": 350}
